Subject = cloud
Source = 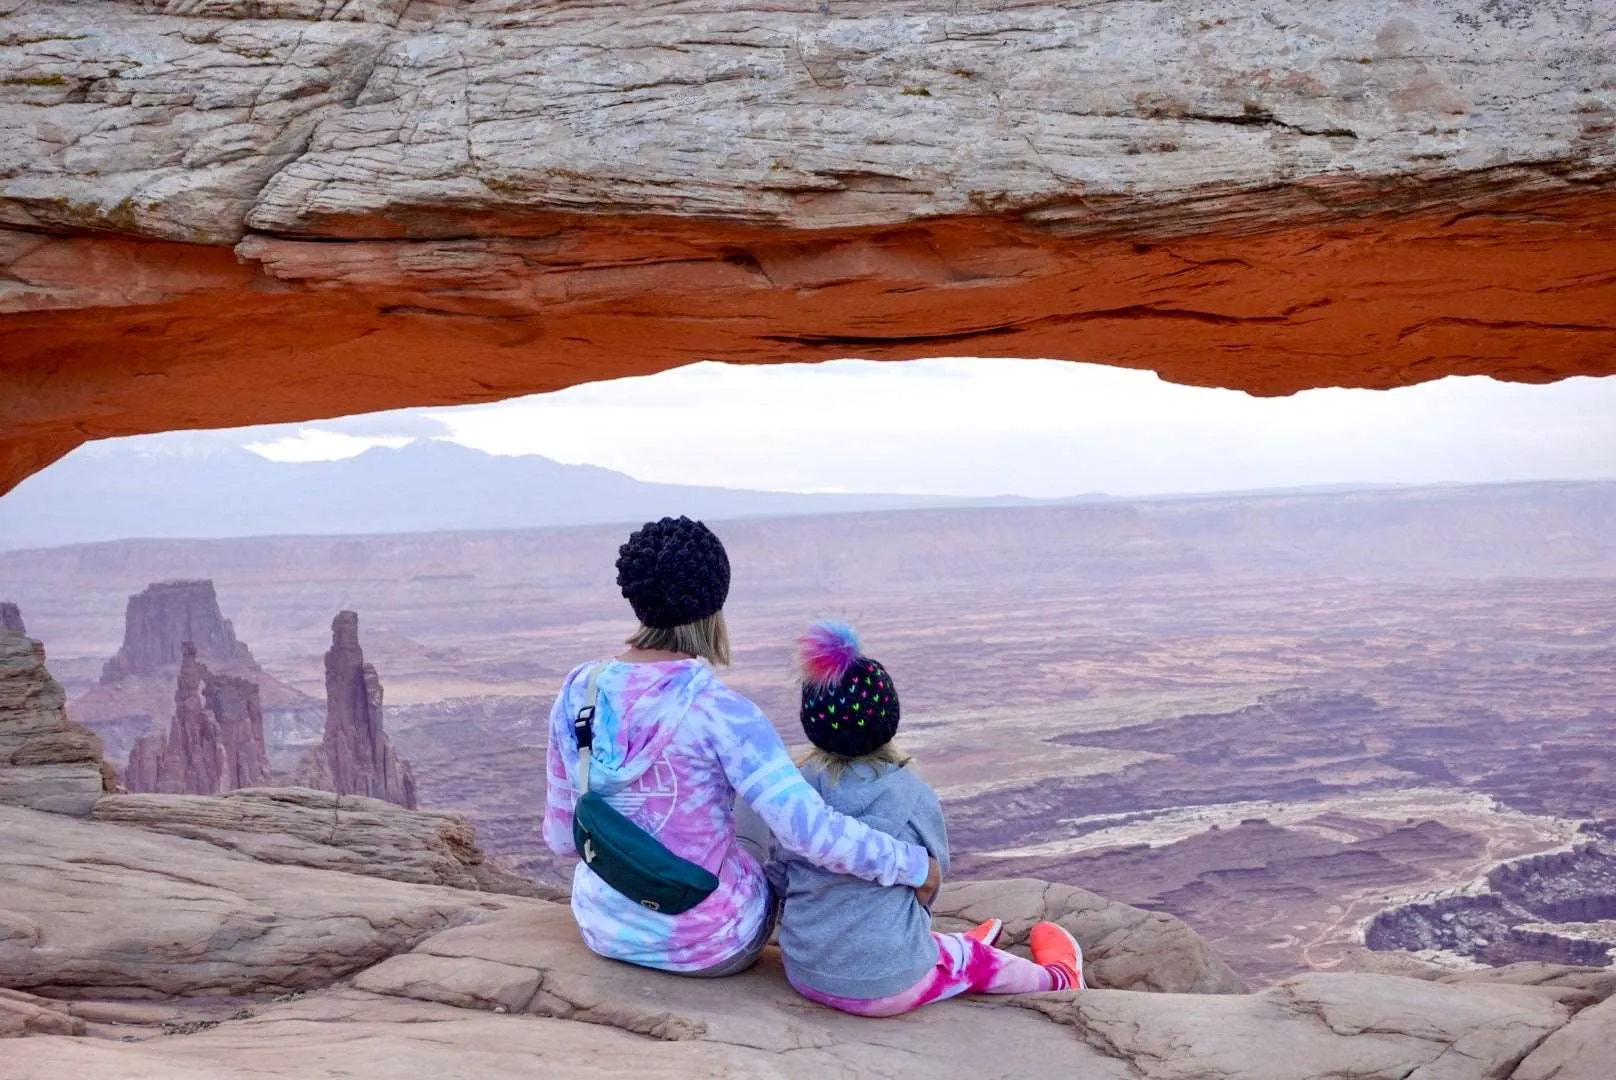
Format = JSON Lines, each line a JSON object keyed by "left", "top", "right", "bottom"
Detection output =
{"left": 417, "top": 360, "right": 1616, "bottom": 497}
{"left": 81, "top": 358, "right": 1610, "bottom": 497}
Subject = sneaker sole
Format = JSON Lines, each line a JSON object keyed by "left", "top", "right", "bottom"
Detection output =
{"left": 966, "top": 918, "right": 1004, "bottom": 948}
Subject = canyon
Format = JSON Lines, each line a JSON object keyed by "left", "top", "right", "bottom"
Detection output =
{"left": 4, "top": 619, "right": 1615, "bottom": 1078}
{"left": 5, "top": 480, "right": 1612, "bottom": 981}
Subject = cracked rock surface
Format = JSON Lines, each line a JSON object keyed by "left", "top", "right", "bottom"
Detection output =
{"left": 0, "top": 803, "right": 528, "bottom": 998}
{"left": 3, "top": 2, "right": 1615, "bottom": 492}
{"left": 4, "top": 792, "right": 1616, "bottom": 1078}
{"left": 88, "top": 787, "right": 564, "bottom": 898}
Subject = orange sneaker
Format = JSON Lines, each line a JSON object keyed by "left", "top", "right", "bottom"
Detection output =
{"left": 965, "top": 918, "right": 1004, "bottom": 948}
{"left": 1029, "top": 921, "right": 1086, "bottom": 990}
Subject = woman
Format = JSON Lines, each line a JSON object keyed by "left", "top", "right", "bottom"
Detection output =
{"left": 543, "top": 516, "right": 939, "bottom": 976}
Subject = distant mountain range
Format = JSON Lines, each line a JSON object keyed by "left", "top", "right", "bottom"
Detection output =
{"left": 0, "top": 436, "right": 1053, "bottom": 550}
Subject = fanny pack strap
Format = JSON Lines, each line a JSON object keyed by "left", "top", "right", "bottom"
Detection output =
{"left": 572, "top": 663, "right": 604, "bottom": 797}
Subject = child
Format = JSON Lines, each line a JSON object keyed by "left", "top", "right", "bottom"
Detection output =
{"left": 770, "top": 620, "right": 1086, "bottom": 1018}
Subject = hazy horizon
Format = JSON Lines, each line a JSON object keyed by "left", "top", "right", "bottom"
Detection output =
{"left": 230, "top": 359, "right": 1616, "bottom": 497}
{"left": 4, "top": 359, "right": 1613, "bottom": 548}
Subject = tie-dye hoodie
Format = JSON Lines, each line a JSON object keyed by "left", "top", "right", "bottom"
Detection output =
{"left": 543, "top": 658, "right": 930, "bottom": 973}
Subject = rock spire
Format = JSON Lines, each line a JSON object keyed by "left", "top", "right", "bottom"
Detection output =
{"left": 305, "top": 612, "right": 416, "bottom": 809}
{"left": 124, "top": 642, "right": 270, "bottom": 796}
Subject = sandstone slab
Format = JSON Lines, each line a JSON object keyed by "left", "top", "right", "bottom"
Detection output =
{"left": 351, "top": 952, "right": 540, "bottom": 1013}
{"left": 1022, "top": 971, "right": 1576, "bottom": 1080}
{"left": 1440, "top": 961, "right": 1616, "bottom": 1004}
{"left": 88, "top": 787, "right": 560, "bottom": 897}
{"left": 13, "top": 905, "right": 1586, "bottom": 1080}
{"left": 346, "top": 905, "right": 1114, "bottom": 1078}
{"left": 1, "top": 991, "right": 957, "bottom": 1080}
{"left": 0, "top": 988, "right": 84, "bottom": 1038}
{"left": 0, "top": 629, "right": 110, "bottom": 816}
{"left": 0, "top": 803, "right": 542, "bottom": 999}
{"left": 1512, "top": 994, "right": 1616, "bottom": 1080}
{"left": 932, "top": 876, "right": 1249, "bottom": 994}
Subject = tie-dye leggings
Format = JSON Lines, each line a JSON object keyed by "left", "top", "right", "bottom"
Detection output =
{"left": 789, "top": 932, "right": 1075, "bottom": 1018}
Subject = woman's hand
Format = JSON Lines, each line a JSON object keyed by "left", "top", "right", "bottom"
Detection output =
{"left": 915, "top": 857, "right": 942, "bottom": 907}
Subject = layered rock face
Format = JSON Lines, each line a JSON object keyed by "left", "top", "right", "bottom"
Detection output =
{"left": 1367, "top": 840, "right": 1616, "bottom": 968}
{"left": 88, "top": 788, "right": 557, "bottom": 899}
{"left": 304, "top": 612, "right": 417, "bottom": 809}
{"left": 204, "top": 670, "right": 272, "bottom": 790}
{"left": 123, "top": 643, "right": 270, "bottom": 796}
{"left": 0, "top": 629, "right": 114, "bottom": 816}
{"left": 100, "top": 581, "right": 255, "bottom": 684}
{"left": 3, "top": 2, "right": 1615, "bottom": 494}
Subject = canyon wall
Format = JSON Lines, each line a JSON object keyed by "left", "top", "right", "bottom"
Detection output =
{"left": 2, "top": 1, "right": 1614, "bottom": 493}
{"left": 1367, "top": 838, "right": 1616, "bottom": 968}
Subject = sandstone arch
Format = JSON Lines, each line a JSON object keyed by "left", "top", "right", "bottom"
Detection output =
{"left": 2, "top": 1, "right": 1614, "bottom": 495}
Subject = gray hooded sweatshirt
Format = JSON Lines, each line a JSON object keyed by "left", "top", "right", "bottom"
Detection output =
{"left": 770, "top": 760, "right": 950, "bottom": 1000}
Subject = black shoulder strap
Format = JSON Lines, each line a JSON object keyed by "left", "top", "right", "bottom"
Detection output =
{"left": 573, "top": 663, "right": 603, "bottom": 795}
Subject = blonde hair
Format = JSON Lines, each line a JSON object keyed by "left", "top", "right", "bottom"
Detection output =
{"left": 796, "top": 742, "right": 912, "bottom": 784}
{"left": 625, "top": 610, "right": 731, "bottom": 666}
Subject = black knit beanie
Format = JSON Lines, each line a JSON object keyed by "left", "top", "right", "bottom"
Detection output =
{"left": 616, "top": 516, "right": 731, "bottom": 629}
{"left": 797, "top": 621, "right": 900, "bottom": 759}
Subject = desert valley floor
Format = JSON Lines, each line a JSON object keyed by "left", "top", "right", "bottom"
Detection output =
{"left": 3, "top": 482, "right": 1613, "bottom": 983}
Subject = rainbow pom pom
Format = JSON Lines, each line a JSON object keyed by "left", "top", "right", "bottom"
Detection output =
{"left": 797, "top": 620, "right": 863, "bottom": 690}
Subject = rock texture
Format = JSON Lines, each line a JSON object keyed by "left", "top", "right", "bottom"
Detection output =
{"left": 3, "top": 2, "right": 1615, "bottom": 493}
{"left": 4, "top": 787, "right": 1615, "bottom": 1079}
{"left": 0, "top": 989, "right": 84, "bottom": 1039}
{"left": 0, "top": 629, "right": 113, "bottom": 816}
{"left": 1367, "top": 842, "right": 1616, "bottom": 968}
{"left": 124, "top": 643, "right": 270, "bottom": 796}
{"left": 100, "top": 581, "right": 255, "bottom": 684}
{"left": 1021, "top": 972, "right": 1576, "bottom": 1080}
{"left": 1513, "top": 994, "right": 1616, "bottom": 1080}
{"left": 89, "top": 787, "right": 558, "bottom": 898}
{"left": 0, "top": 603, "right": 23, "bottom": 634}
{"left": 932, "top": 877, "right": 1248, "bottom": 995}
{"left": 304, "top": 611, "right": 416, "bottom": 809}
{"left": 0, "top": 803, "right": 523, "bottom": 1000}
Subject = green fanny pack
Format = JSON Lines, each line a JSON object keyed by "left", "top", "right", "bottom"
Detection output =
{"left": 570, "top": 663, "right": 720, "bottom": 915}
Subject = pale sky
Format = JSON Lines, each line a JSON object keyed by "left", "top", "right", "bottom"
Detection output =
{"left": 239, "top": 358, "right": 1616, "bottom": 498}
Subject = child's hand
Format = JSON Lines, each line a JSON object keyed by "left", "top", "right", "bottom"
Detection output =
{"left": 915, "top": 857, "right": 942, "bottom": 907}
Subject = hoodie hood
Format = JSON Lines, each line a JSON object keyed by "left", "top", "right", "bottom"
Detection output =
{"left": 805, "top": 760, "right": 923, "bottom": 836}
{"left": 563, "top": 659, "right": 714, "bottom": 791}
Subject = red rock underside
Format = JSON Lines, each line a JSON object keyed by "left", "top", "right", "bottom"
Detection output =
{"left": 3, "top": 182, "right": 1615, "bottom": 496}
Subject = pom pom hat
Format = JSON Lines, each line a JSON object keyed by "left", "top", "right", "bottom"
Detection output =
{"left": 797, "top": 620, "right": 900, "bottom": 758}
{"left": 616, "top": 516, "right": 731, "bottom": 629}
